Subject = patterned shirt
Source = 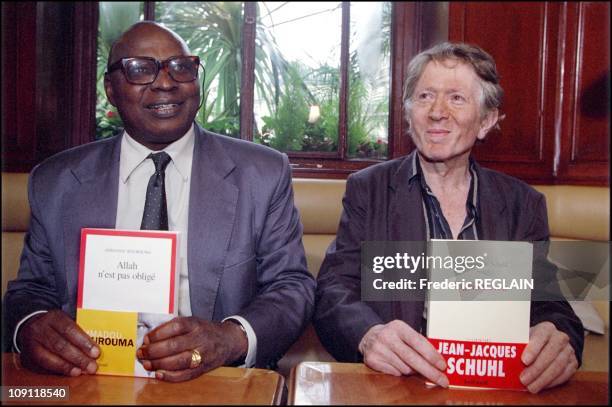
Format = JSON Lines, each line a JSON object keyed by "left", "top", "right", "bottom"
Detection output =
{"left": 410, "top": 153, "right": 481, "bottom": 240}
{"left": 409, "top": 153, "right": 481, "bottom": 330}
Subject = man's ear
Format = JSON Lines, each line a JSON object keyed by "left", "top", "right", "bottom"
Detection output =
{"left": 104, "top": 73, "right": 117, "bottom": 107}
{"left": 404, "top": 112, "right": 413, "bottom": 135}
{"left": 477, "top": 109, "right": 499, "bottom": 140}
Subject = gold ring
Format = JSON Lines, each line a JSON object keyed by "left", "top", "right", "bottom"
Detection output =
{"left": 190, "top": 349, "right": 202, "bottom": 369}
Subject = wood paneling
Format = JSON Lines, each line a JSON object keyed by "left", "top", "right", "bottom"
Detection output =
{"left": 36, "top": 2, "right": 98, "bottom": 160}
{"left": 1, "top": 2, "right": 38, "bottom": 172}
{"left": 70, "top": 2, "right": 99, "bottom": 147}
{"left": 389, "top": 2, "right": 419, "bottom": 159}
{"left": 450, "top": 2, "right": 558, "bottom": 184}
{"left": 449, "top": 1, "right": 609, "bottom": 186}
{"left": 556, "top": 2, "right": 610, "bottom": 184}
{"left": 35, "top": 2, "right": 76, "bottom": 160}
{"left": 1, "top": 2, "right": 97, "bottom": 173}
{"left": 240, "top": 2, "right": 256, "bottom": 142}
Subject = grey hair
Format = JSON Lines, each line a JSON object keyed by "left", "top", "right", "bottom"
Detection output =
{"left": 403, "top": 42, "right": 505, "bottom": 129}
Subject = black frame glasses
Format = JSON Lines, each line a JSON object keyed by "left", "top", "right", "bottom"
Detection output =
{"left": 107, "top": 55, "right": 202, "bottom": 85}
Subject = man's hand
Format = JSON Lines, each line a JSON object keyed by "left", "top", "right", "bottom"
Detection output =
{"left": 136, "top": 317, "right": 248, "bottom": 382}
{"left": 520, "top": 321, "right": 578, "bottom": 393}
{"left": 359, "top": 320, "right": 448, "bottom": 387}
{"left": 17, "top": 309, "right": 100, "bottom": 376}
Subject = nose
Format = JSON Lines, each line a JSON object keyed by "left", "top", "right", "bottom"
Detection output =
{"left": 151, "top": 66, "right": 177, "bottom": 91}
{"left": 428, "top": 96, "right": 449, "bottom": 120}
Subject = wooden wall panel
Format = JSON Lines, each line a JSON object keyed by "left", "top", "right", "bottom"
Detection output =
{"left": 35, "top": 2, "right": 77, "bottom": 161}
{"left": 450, "top": 2, "right": 558, "bottom": 184}
{"left": 450, "top": 1, "right": 609, "bottom": 186}
{"left": 556, "top": 2, "right": 610, "bottom": 184}
{"left": 1, "top": 2, "right": 98, "bottom": 173}
{"left": 389, "top": 2, "right": 420, "bottom": 159}
{"left": 1, "top": 2, "right": 38, "bottom": 172}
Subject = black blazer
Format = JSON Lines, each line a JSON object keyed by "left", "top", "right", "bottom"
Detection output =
{"left": 313, "top": 151, "right": 584, "bottom": 364}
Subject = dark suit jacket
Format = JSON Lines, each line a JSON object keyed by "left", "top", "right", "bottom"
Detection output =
{"left": 313, "top": 151, "right": 584, "bottom": 364}
{"left": 3, "top": 124, "right": 315, "bottom": 368}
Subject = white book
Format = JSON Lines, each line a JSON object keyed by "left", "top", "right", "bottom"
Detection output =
{"left": 425, "top": 240, "right": 532, "bottom": 390}
{"left": 77, "top": 228, "right": 180, "bottom": 314}
{"left": 76, "top": 228, "right": 180, "bottom": 377}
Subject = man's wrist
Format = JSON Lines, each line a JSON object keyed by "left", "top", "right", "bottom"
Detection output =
{"left": 14, "top": 311, "right": 48, "bottom": 353}
{"left": 222, "top": 319, "right": 248, "bottom": 366}
{"left": 359, "top": 324, "right": 384, "bottom": 355}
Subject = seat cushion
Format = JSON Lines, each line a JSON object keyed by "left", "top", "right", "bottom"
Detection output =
{"left": 1, "top": 172, "right": 30, "bottom": 231}
{"left": 2, "top": 232, "right": 25, "bottom": 295}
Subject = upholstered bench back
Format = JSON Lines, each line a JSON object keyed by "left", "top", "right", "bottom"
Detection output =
{"left": 2, "top": 172, "right": 29, "bottom": 298}
{"left": 2, "top": 173, "right": 609, "bottom": 374}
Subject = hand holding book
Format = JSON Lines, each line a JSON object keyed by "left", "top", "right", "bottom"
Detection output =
{"left": 358, "top": 320, "right": 449, "bottom": 388}
{"left": 519, "top": 321, "right": 578, "bottom": 393}
{"left": 136, "top": 317, "right": 248, "bottom": 382}
{"left": 17, "top": 310, "right": 101, "bottom": 376}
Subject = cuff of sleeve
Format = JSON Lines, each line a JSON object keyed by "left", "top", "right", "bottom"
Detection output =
{"left": 13, "top": 310, "right": 49, "bottom": 353}
{"left": 222, "top": 315, "right": 257, "bottom": 368}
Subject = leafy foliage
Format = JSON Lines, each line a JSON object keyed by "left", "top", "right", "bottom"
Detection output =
{"left": 157, "top": 2, "right": 296, "bottom": 138}
{"left": 157, "top": 2, "right": 243, "bottom": 135}
{"left": 257, "top": 2, "right": 391, "bottom": 157}
{"left": 95, "top": 2, "right": 142, "bottom": 139}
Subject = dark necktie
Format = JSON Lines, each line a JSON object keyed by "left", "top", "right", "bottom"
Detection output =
{"left": 141, "top": 152, "right": 172, "bottom": 230}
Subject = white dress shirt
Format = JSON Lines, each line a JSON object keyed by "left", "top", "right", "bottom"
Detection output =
{"left": 15, "top": 124, "right": 257, "bottom": 367}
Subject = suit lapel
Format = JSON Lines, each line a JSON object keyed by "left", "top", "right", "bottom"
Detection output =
{"left": 63, "top": 137, "right": 121, "bottom": 315}
{"left": 388, "top": 152, "right": 426, "bottom": 242}
{"left": 387, "top": 152, "right": 426, "bottom": 329}
{"left": 187, "top": 127, "right": 238, "bottom": 320}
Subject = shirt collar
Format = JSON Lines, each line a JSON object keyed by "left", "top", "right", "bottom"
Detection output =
{"left": 119, "top": 123, "right": 195, "bottom": 183}
{"left": 412, "top": 153, "right": 480, "bottom": 219}
{"left": 408, "top": 151, "right": 420, "bottom": 184}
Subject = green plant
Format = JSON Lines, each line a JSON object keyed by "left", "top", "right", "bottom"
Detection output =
{"left": 304, "top": 65, "right": 340, "bottom": 151}
{"left": 158, "top": 2, "right": 242, "bottom": 133}
{"left": 156, "top": 2, "right": 295, "bottom": 137}
{"left": 256, "top": 3, "right": 392, "bottom": 157}
{"left": 259, "top": 65, "right": 308, "bottom": 151}
{"left": 95, "top": 2, "right": 142, "bottom": 139}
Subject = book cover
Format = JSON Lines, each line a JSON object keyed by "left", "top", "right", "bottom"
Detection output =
{"left": 425, "top": 240, "right": 533, "bottom": 390}
{"left": 76, "top": 228, "right": 179, "bottom": 377}
{"left": 77, "top": 309, "right": 174, "bottom": 377}
{"left": 77, "top": 228, "right": 179, "bottom": 314}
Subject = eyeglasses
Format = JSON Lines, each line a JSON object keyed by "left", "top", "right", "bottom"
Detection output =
{"left": 107, "top": 55, "right": 201, "bottom": 85}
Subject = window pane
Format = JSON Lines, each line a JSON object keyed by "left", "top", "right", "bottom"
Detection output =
{"left": 157, "top": 2, "right": 243, "bottom": 138}
{"left": 347, "top": 1, "right": 390, "bottom": 159}
{"left": 95, "top": 2, "right": 143, "bottom": 140}
{"left": 254, "top": 2, "right": 342, "bottom": 153}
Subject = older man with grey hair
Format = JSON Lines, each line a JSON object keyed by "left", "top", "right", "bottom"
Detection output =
{"left": 314, "top": 42, "right": 583, "bottom": 394}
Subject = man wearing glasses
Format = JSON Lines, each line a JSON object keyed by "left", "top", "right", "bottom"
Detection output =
{"left": 3, "top": 22, "right": 314, "bottom": 382}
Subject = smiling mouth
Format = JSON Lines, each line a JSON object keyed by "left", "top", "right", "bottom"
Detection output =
{"left": 147, "top": 102, "right": 183, "bottom": 117}
{"left": 426, "top": 130, "right": 451, "bottom": 143}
